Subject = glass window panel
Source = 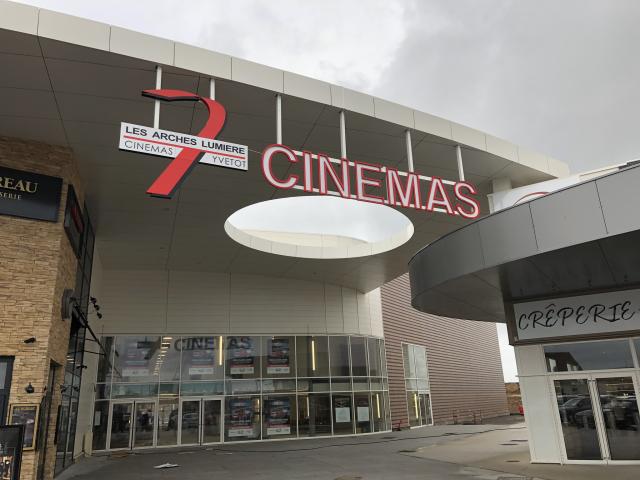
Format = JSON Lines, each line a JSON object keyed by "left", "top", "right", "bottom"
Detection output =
{"left": 405, "top": 379, "right": 417, "bottom": 391}
{"left": 180, "top": 382, "right": 224, "bottom": 396}
{"left": 370, "top": 377, "right": 383, "bottom": 390}
{"left": 353, "top": 378, "right": 369, "bottom": 392}
{"left": 367, "top": 338, "right": 382, "bottom": 377}
{"left": 414, "top": 346, "right": 429, "bottom": 382}
{"left": 91, "top": 401, "right": 109, "bottom": 450}
{"left": 332, "top": 394, "right": 353, "bottom": 435}
{"left": 111, "top": 383, "right": 158, "bottom": 399}
{"left": 155, "top": 336, "right": 180, "bottom": 382}
{"left": 420, "top": 393, "right": 432, "bottom": 425}
{"left": 226, "top": 336, "right": 260, "bottom": 379}
{"left": 331, "top": 378, "right": 352, "bottom": 392}
{"left": 133, "top": 402, "right": 155, "bottom": 448}
{"left": 330, "top": 337, "right": 350, "bottom": 377}
{"left": 159, "top": 383, "right": 179, "bottom": 396}
{"left": 554, "top": 379, "right": 601, "bottom": 460}
{"left": 225, "top": 396, "right": 261, "bottom": 441}
{"left": 350, "top": 337, "right": 368, "bottom": 376}
{"left": 380, "top": 340, "right": 388, "bottom": 377}
{"left": 261, "top": 336, "right": 295, "bottom": 378}
{"left": 298, "top": 394, "right": 331, "bottom": 437}
{"left": 95, "top": 383, "right": 110, "bottom": 400}
{"left": 229, "top": 379, "right": 261, "bottom": 395}
{"left": 157, "top": 397, "right": 179, "bottom": 446}
{"left": 544, "top": 340, "right": 634, "bottom": 372}
{"left": 417, "top": 379, "right": 429, "bottom": 391}
{"left": 113, "top": 336, "right": 161, "bottom": 383}
{"left": 371, "top": 392, "right": 386, "bottom": 432}
{"left": 296, "top": 336, "right": 329, "bottom": 377}
{"left": 402, "top": 344, "right": 415, "bottom": 379}
{"left": 108, "top": 402, "right": 131, "bottom": 450}
{"left": 596, "top": 376, "right": 640, "bottom": 460}
{"left": 262, "top": 379, "right": 296, "bottom": 393}
{"left": 262, "top": 394, "right": 297, "bottom": 439}
{"left": 354, "top": 393, "right": 372, "bottom": 433}
{"left": 180, "top": 336, "right": 224, "bottom": 381}
{"left": 407, "top": 391, "right": 420, "bottom": 427}
{"left": 297, "top": 378, "right": 330, "bottom": 393}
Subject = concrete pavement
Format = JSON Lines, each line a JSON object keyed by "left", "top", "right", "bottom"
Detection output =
{"left": 58, "top": 419, "right": 639, "bottom": 479}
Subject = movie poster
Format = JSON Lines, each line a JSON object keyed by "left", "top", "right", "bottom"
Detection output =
{"left": 267, "top": 338, "right": 290, "bottom": 375}
{"left": 227, "top": 336, "right": 255, "bottom": 374}
{"left": 122, "top": 339, "right": 154, "bottom": 378}
{"left": 227, "top": 398, "right": 254, "bottom": 437}
{"left": 182, "top": 337, "right": 216, "bottom": 376}
{"left": 265, "top": 398, "right": 291, "bottom": 435}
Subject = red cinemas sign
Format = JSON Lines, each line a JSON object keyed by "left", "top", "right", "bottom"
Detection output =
{"left": 261, "top": 145, "right": 480, "bottom": 218}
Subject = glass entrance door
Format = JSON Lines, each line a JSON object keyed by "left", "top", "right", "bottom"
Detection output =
{"left": 180, "top": 397, "right": 223, "bottom": 445}
{"left": 109, "top": 402, "right": 132, "bottom": 449}
{"left": 553, "top": 375, "right": 640, "bottom": 462}
{"left": 108, "top": 400, "right": 157, "bottom": 450}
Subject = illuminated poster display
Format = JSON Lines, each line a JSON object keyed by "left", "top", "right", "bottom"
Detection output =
{"left": 265, "top": 398, "right": 291, "bottom": 435}
{"left": 227, "top": 398, "right": 254, "bottom": 437}
{"left": 267, "top": 338, "right": 290, "bottom": 374}
{"left": 227, "top": 336, "right": 256, "bottom": 374}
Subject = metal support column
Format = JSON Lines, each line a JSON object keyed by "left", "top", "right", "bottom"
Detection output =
{"left": 276, "top": 94, "right": 282, "bottom": 144}
{"left": 153, "top": 66, "right": 162, "bottom": 128}
{"left": 456, "top": 145, "right": 465, "bottom": 181}
{"left": 339, "top": 110, "right": 347, "bottom": 158}
{"left": 209, "top": 77, "right": 215, "bottom": 100}
{"left": 405, "top": 130, "right": 414, "bottom": 172}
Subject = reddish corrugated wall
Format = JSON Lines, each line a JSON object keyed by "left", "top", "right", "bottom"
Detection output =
{"left": 381, "top": 274, "right": 509, "bottom": 426}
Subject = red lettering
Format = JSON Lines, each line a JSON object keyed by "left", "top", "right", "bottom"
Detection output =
{"left": 318, "top": 155, "right": 350, "bottom": 198}
{"left": 425, "top": 177, "right": 454, "bottom": 215}
{"left": 454, "top": 181, "right": 480, "bottom": 218}
{"left": 261, "top": 144, "right": 298, "bottom": 189}
{"left": 355, "top": 162, "right": 383, "bottom": 203}
{"left": 386, "top": 169, "right": 421, "bottom": 209}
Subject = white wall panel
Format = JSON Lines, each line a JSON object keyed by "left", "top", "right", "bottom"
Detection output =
{"left": 99, "top": 269, "right": 384, "bottom": 338}
{"left": 519, "top": 376, "right": 562, "bottom": 463}
{"left": 514, "top": 344, "right": 545, "bottom": 376}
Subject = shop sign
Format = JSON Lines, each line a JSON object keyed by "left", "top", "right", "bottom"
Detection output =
{"left": 0, "top": 166, "right": 62, "bottom": 222}
{"left": 8, "top": 404, "right": 38, "bottom": 451}
{"left": 261, "top": 145, "right": 480, "bottom": 218}
{"left": 514, "top": 289, "right": 640, "bottom": 341}
{"left": 119, "top": 89, "right": 248, "bottom": 198}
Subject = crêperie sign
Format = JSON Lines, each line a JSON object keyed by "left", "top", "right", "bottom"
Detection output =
{"left": 513, "top": 289, "right": 640, "bottom": 341}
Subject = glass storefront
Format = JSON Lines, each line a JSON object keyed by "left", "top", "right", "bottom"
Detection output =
{"left": 402, "top": 343, "right": 432, "bottom": 427}
{"left": 92, "top": 335, "right": 390, "bottom": 450}
{"left": 547, "top": 338, "right": 640, "bottom": 463}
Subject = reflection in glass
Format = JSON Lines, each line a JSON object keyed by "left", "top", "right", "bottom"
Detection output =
{"left": 407, "top": 391, "right": 420, "bottom": 427}
{"left": 297, "top": 378, "right": 330, "bottom": 392}
{"left": 330, "top": 337, "right": 350, "bottom": 377}
{"left": 113, "top": 336, "right": 161, "bottom": 383}
{"left": 371, "top": 392, "right": 387, "bottom": 432}
{"left": 109, "top": 403, "right": 132, "bottom": 449}
{"left": 157, "top": 398, "right": 178, "bottom": 446}
{"left": 351, "top": 337, "right": 368, "bottom": 376}
{"left": 157, "top": 336, "right": 180, "bottom": 381}
{"left": 202, "top": 399, "right": 222, "bottom": 443}
{"left": 92, "top": 401, "right": 109, "bottom": 450}
{"left": 133, "top": 402, "right": 155, "bottom": 448}
{"left": 262, "top": 379, "right": 296, "bottom": 393}
{"left": 180, "top": 400, "right": 200, "bottom": 445}
{"left": 367, "top": 338, "right": 382, "bottom": 376}
{"left": 180, "top": 382, "right": 224, "bottom": 396}
{"left": 262, "top": 395, "right": 296, "bottom": 439}
{"left": 298, "top": 394, "right": 331, "bottom": 437}
{"left": 225, "top": 396, "right": 261, "bottom": 441}
{"left": 420, "top": 393, "right": 432, "bottom": 425}
{"left": 296, "top": 336, "right": 329, "bottom": 377}
{"left": 402, "top": 344, "right": 416, "bottom": 378}
{"left": 554, "top": 379, "right": 601, "bottom": 460}
{"left": 97, "top": 337, "right": 114, "bottom": 382}
{"left": 111, "top": 383, "right": 158, "bottom": 399}
{"left": 332, "top": 394, "right": 353, "bottom": 435}
{"left": 596, "top": 376, "right": 640, "bottom": 460}
{"left": 544, "top": 340, "right": 633, "bottom": 372}
{"left": 331, "top": 378, "right": 352, "bottom": 392}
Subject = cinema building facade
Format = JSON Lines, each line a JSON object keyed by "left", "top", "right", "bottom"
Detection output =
{"left": 0, "top": 2, "right": 570, "bottom": 479}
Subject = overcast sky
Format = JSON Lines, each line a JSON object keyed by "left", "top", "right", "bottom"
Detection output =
{"left": 16, "top": 0, "right": 640, "bottom": 382}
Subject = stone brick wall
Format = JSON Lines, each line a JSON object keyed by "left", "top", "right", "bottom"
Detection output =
{"left": 505, "top": 382, "right": 523, "bottom": 415}
{"left": 0, "top": 136, "right": 83, "bottom": 480}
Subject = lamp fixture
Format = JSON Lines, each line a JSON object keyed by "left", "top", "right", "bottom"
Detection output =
{"left": 23, "top": 337, "right": 36, "bottom": 344}
{"left": 25, "top": 383, "right": 34, "bottom": 394}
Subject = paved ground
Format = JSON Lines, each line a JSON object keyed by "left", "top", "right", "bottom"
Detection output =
{"left": 58, "top": 419, "right": 640, "bottom": 480}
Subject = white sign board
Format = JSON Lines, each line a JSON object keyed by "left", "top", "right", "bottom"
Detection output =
{"left": 514, "top": 289, "right": 640, "bottom": 341}
{"left": 119, "top": 122, "right": 248, "bottom": 171}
